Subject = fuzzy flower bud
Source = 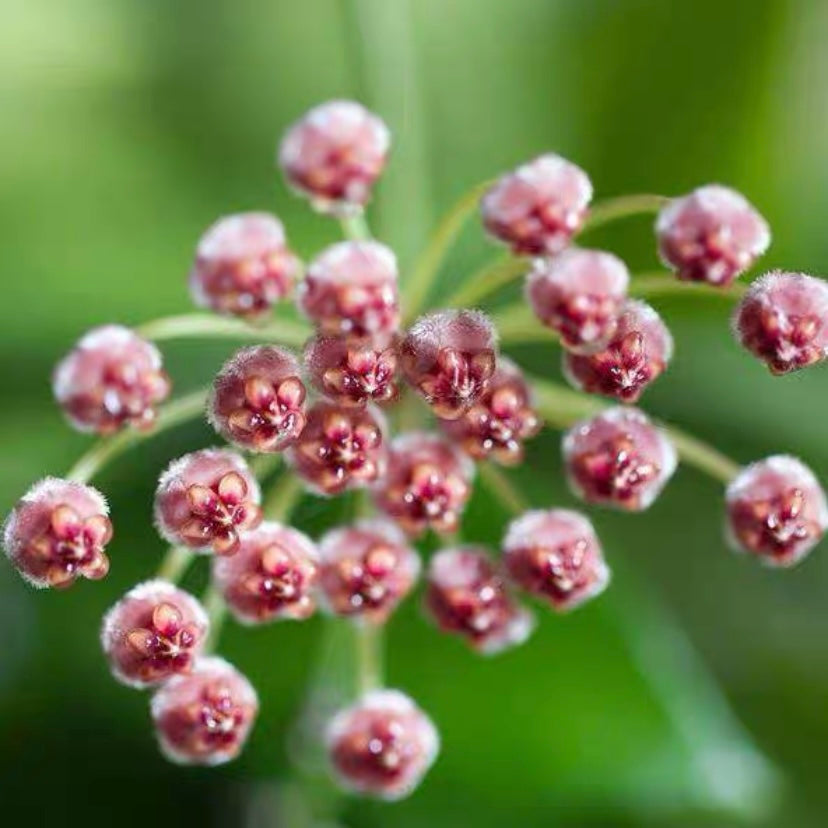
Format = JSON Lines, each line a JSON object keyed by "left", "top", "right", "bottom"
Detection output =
{"left": 480, "top": 153, "right": 592, "bottom": 255}
{"left": 53, "top": 325, "right": 171, "bottom": 434}
{"left": 189, "top": 212, "right": 301, "bottom": 318}
{"left": 563, "top": 300, "right": 673, "bottom": 403}
{"left": 154, "top": 449, "right": 262, "bottom": 556}
{"left": 151, "top": 656, "right": 258, "bottom": 766}
{"left": 442, "top": 357, "right": 540, "bottom": 465}
{"left": 3, "top": 477, "right": 112, "bottom": 588}
{"left": 563, "top": 407, "right": 677, "bottom": 511}
{"left": 299, "top": 241, "right": 400, "bottom": 342}
{"left": 279, "top": 100, "right": 390, "bottom": 214}
{"left": 656, "top": 185, "right": 770, "bottom": 286}
{"left": 212, "top": 522, "right": 318, "bottom": 623}
{"left": 208, "top": 345, "right": 307, "bottom": 452}
{"left": 526, "top": 249, "right": 629, "bottom": 353}
{"left": 326, "top": 689, "right": 439, "bottom": 800}
{"left": 401, "top": 310, "right": 497, "bottom": 420}
{"left": 732, "top": 271, "right": 828, "bottom": 375}
{"left": 424, "top": 547, "right": 534, "bottom": 654}
{"left": 318, "top": 520, "right": 420, "bottom": 623}
{"left": 375, "top": 433, "right": 474, "bottom": 536}
{"left": 502, "top": 509, "right": 609, "bottom": 611}
{"left": 305, "top": 335, "right": 398, "bottom": 407}
{"left": 101, "top": 580, "right": 208, "bottom": 688}
{"left": 725, "top": 455, "right": 828, "bottom": 568}
{"left": 286, "top": 402, "right": 386, "bottom": 495}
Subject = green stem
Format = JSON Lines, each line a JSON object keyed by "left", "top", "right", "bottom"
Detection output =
{"left": 202, "top": 583, "right": 228, "bottom": 653}
{"left": 135, "top": 313, "right": 309, "bottom": 348}
{"left": 66, "top": 389, "right": 208, "bottom": 483}
{"left": 339, "top": 211, "right": 371, "bottom": 241}
{"left": 583, "top": 193, "right": 669, "bottom": 233}
{"left": 354, "top": 622, "right": 383, "bottom": 695}
{"left": 631, "top": 272, "right": 749, "bottom": 301}
{"left": 478, "top": 461, "right": 530, "bottom": 514}
{"left": 439, "top": 256, "right": 528, "bottom": 316}
{"left": 263, "top": 473, "right": 305, "bottom": 522}
{"left": 156, "top": 546, "right": 195, "bottom": 583}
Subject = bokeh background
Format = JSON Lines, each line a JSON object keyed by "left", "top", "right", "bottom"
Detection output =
{"left": 2, "top": 0, "right": 828, "bottom": 825}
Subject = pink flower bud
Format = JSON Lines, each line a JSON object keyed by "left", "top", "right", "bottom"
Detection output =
{"left": 563, "top": 407, "right": 677, "bottom": 511}
{"left": 189, "top": 212, "right": 301, "bottom": 318}
{"left": 732, "top": 271, "right": 828, "bottom": 375}
{"left": 101, "top": 580, "right": 208, "bottom": 688}
{"left": 154, "top": 449, "right": 262, "bottom": 556}
{"left": 279, "top": 100, "right": 391, "bottom": 213}
{"left": 3, "top": 477, "right": 112, "bottom": 588}
{"left": 480, "top": 154, "right": 593, "bottom": 256}
{"left": 208, "top": 346, "right": 307, "bottom": 452}
{"left": 318, "top": 520, "right": 420, "bottom": 623}
{"left": 151, "top": 656, "right": 258, "bottom": 766}
{"left": 305, "top": 335, "right": 398, "bottom": 407}
{"left": 725, "top": 455, "right": 828, "bottom": 568}
{"left": 656, "top": 185, "right": 770, "bottom": 286}
{"left": 441, "top": 357, "right": 540, "bottom": 465}
{"left": 400, "top": 310, "right": 497, "bottom": 420}
{"left": 326, "top": 689, "right": 438, "bottom": 800}
{"left": 286, "top": 402, "right": 386, "bottom": 495}
{"left": 212, "top": 522, "right": 318, "bottom": 623}
{"left": 563, "top": 300, "right": 673, "bottom": 403}
{"left": 53, "top": 325, "right": 171, "bottom": 434}
{"left": 424, "top": 547, "right": 534, "bottom": 654}
{"left": 526, "top": 249, "right": 630, "bottom": 353}
{"left": 375, "top": 433, "right": 474, "bottom": 537}
{"left": 299, "top": 241, "right": 400, "bottom": 342}
{"left": 502, "top": 510, "right": 610, "bottom": 611}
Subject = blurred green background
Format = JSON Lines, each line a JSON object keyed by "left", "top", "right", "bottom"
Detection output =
{"left": 2, "top": 0, "right": 828, "bottom": 825}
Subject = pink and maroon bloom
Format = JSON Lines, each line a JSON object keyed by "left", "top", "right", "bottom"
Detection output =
{"left": 286, "top": 402, "right": 386, "bottom": 495}
{"left": 424, "top": 547, "right": 534, "bottom": 654}
{"left": 375, "top": 432, "right": 474, "bottom": 537}
{"left": 53, "top": 325, "right": 171, "bottom": 434}
{"left": 656, "top": 185, "right": 770, "bottom": 286}
{"left": 526, "top": 249, "right": 630, "bottom": 353}
{"left": 442, "top": 357, "right": 540, "bottom": 465}
{"left": 401, "top": 309, "right": 497, "bottom": 420}
{"left": 208, "top": 345, "right": 307, "bottom": 452}
{"left": 725, "top": 455, "right": 828, "bottom": 568}
{"left": 318, "top": 520, "right": 420, "bottom": 623}
{"left": 305, "top": 335, "right": 398, "bottom": 407}
{"left": 212, "top": 522, "right": 319, "bottom": 623}
{"left": 732, "top": 271, "right": 828, "bottom": 375}
{"left": 480, "top": 153, "right": 593, "bottom": 256}
{"left": 299, "top": 241, "right": 400, "bottom": 342}
{"left": 101, "top": 580, "right": 208, "bottom": 688}
{"left": 502, "top": 509, "right": 609, "bottom": 612}
{"left": 189, "top": 212, "right": 301, "bottom": 318}
{"left": 563, "top": 300, "right": 673, "bottom": 403}
{"left": 151, "top": 656, "right": 258, "bottom": 766}
{"left": 326, "top": 689, "right": 439, "bottom": 800}
{"left": 154, "top": 449, "right": 262, "bottom": 556}
{"left": 563, "top": 407, "right": 677, "bottom": 511}
{"left": 3, "top": 477, "right": 112, "bottom": 589}
{"left": 279, "top": 100, "right": 391, "bottom": 214}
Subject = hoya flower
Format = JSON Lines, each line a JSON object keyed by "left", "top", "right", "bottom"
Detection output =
{"left": 480, "top": 153, "right": 592, "bottom": 256}
{"left": 189, "top": 212, "right": 301, "bottom": 318}
{"left": 725, "top": 455, "right": 828, "bottom": 568}
{"left": 326, "top": 689, "right": 439, "bottom": 800}
{"left": 101, "top": 580, "right": 208, "bottom": 688}
{"left": 208, "top": 345, "right": 307, "bottom": 452}
{"left": 279, "top": 100, "right": 391, "bottom": 214}
{"left": 502, "top": 509, "right": 610, "bottom": 611}
{"left": 151, "top": 656, "right": 258, "bottom": 766}
{"left": 212, "top": 522, "right": 319, "bottom": 623}
{"left": 732, "top": 271, "right": 828, "bottom": 375}
{"left": 401, "top": 309, "right": 497, "bottom": 420}
{"left": 656, "top": 184, "right": 770, "bottom": 286}
{"left": 563, "top": 407, "right": 677, "bottom": 511}
{"left": 154, "top": 449, "right": 262, "bottom": 556}
{"left": 3, "top": 477, "right": 112, "bottom": 588}
{"left": 53, "top": 325, "right": 171, "bottom": 434}
{"left": 317, "top": 520, "right": 420, "bottom": 624}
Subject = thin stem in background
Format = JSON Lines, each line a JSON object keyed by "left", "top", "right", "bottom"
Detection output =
{"left": 440, "top": 255, "right": 527, "bottom": 315}
{"left": 136, "top": 313, "right": 309, "bottom": 348}
{"left": 339, "top": 211, "right": 371, "bottom": 241}
{"left": 583, "top": 193, "right": 669, "bottom": 233}
{"left": 354, "top": 622, "right": 383, "bottom": 695}
{"left": 156, "top": 546, "right": 195, "bottom": 583}
{"left": 201, "top": 582, "right": 228, "bottom": 654}
{"left": 263, "top": 472, "right": 305, "bottom": 522}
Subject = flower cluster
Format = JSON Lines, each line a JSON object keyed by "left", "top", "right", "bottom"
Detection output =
{"left": 4, "top": 98, "right": 827, "bottom": 801}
